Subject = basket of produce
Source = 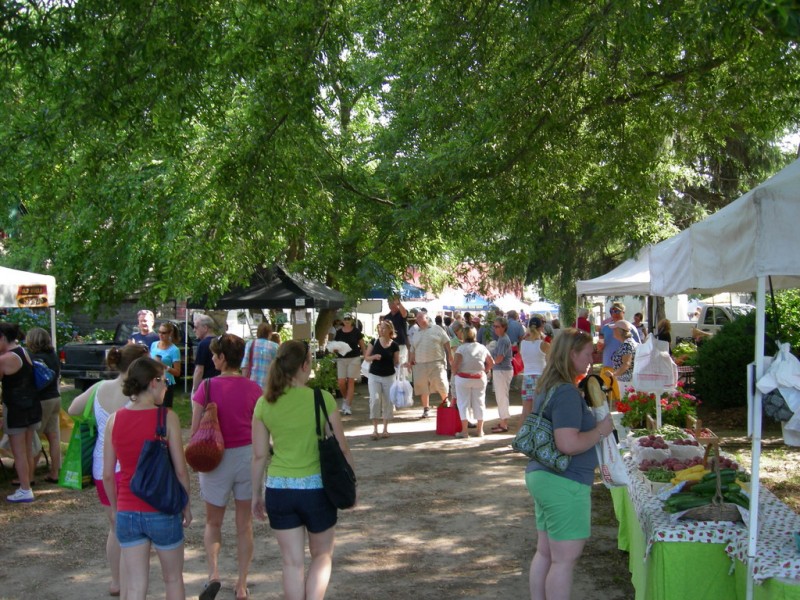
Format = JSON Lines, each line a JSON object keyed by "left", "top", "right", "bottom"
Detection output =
{"left": 664, "top": 465, "right": 748, "bottom": 522}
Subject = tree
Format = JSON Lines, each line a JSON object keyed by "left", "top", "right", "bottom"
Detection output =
{"left": 1, "top": 1, "right": 799, "bottom": 316}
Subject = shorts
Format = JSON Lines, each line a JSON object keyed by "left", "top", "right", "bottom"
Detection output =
{"left": 38, "top": 397, "right": 61, "bottom": 434}
{"left": 336, "top": 356, "right": 362, "bottom": 380}
{"left": 522, "top": 374, "right": 539, "bottom": 404}
{"left": 199, "top": 445, "right": 253, "bottom": 507}
{"left": 265, "top": 487, "right": 337, "bottom": 533}
{"left": 116, "top": 511, "right": 184, "bottom": 550}
{"left": 525, "top": 470, "right": 591, "bottom": 541}
{"left": 412, "top": 362, "right": 448, "bottom": 397}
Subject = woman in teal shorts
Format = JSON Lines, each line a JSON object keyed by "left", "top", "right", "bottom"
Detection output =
{"left": 523, "top": 328, "right": 614, "bottom": 600}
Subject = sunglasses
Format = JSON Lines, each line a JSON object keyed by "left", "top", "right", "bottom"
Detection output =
{"left": 158, "top": 330, "right": 170, "bottom": 334}
{"left": 610, "top": 309, "right": 622, "bottom": 314}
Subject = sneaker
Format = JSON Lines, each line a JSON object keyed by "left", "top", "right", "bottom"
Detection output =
{"left": 7, "top": 488, "right": 34, "bottom": 503}
{"left": 340, "top": 404, "right": 352, "bottom": 416}
{"left": 421, "top": 407, "right": 430, "bottom": 419}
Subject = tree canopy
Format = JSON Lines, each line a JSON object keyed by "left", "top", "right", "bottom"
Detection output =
{"left": 1, "top": 0, "right": 799, "bottom": 317}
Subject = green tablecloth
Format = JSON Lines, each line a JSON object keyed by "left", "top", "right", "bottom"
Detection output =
{"left": 612, "top": 486, "right": 800, "bottom": 600}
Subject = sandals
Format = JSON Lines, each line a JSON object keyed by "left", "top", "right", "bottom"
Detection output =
{"left": 381, "top": 432, "right": 391, "bottom": 439}
{"left": 370, "top": 433, "right": 380, "bottom": 441}
{"left": 491, "top": 425, "right": 509, "bottom": 433}
{"left": 200, "top": 581, "right": 221, "bottom": 600}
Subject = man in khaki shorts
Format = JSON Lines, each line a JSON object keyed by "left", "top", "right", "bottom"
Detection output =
{"left": 407, "top": 311, "right": 453, "bottom": 418}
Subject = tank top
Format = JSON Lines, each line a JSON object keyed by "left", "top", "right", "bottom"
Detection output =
{"left": 92, "top": 381, "right": 122, "bottom": 481}
{"left": 1, "top": 347, "right": 41, "bottom": 428}
{"left": 521, "top": 339, "right": 547, "bottom": 376}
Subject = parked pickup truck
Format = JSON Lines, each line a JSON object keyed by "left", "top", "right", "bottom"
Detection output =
{"left": 60, "top": 321, "right": 195, "bottom": 391}
{"left": 671, "top": 304, "right": 754, "bottom": 343}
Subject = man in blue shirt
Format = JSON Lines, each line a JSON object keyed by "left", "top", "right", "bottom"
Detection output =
{"left": 129, "top": 309, "right": 159, "bottom": 347}
{"left": 599, "top": 302, "right": 641, "bottom": 367}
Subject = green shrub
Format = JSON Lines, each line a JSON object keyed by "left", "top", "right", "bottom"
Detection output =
{"left": 309, "top": 355, "right": 338, "bottom": 393}
{"left": 771, "top": 289, "right": 800, "bottom": 352}
{"left": 3, "top": 308, "right": 78, "bottom": 346}
{"left": 695, "top": 312, "right": 777, "bottom": 408}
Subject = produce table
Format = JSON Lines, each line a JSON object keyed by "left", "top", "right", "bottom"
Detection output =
{"left": 612, "top": 455, "right": 800, "bottom": 599}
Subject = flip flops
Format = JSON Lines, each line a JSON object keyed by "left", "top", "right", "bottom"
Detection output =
{"left": 200, "top": 580, "right": 221, "bottom": 600}
{"left": 491, "top": 425, "right": 509, "bottom": 433}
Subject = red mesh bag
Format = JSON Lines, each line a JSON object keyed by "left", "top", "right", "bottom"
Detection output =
{"left": 185, "top": 390, "right": 224, "bottom": 472}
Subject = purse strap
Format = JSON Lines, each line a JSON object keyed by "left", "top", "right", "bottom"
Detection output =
{"left": 531, "top": 383, "right": 566, "bottom": 428}
{"left": 313, "top": 387, "right": 332, "bottom": 440}
{"left": 155, "top": 405, "right": 168, "bottom": 440}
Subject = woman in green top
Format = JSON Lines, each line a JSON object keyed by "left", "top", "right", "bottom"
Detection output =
{"left": 251, "top": 340, "right": 355, "bottom": 600}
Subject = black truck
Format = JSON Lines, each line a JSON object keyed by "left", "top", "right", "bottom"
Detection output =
{"left": 60, "top": 321, "right": 195, "bottom": 390}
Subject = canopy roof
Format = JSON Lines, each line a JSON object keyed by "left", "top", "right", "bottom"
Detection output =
{"left": 650, "top": 157, "right": 800, "bottom": 296}
{"left": 0, "top": 266, "right": 56, "bottom": 308}
{"left": 576, "top": 247, "right": 652, "bottom": 297}
{"left": 188, "top": 265, "right": 346, "bottom": 310}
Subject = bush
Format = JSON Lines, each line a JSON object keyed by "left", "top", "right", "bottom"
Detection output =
{"left": 309, "top": 355, "right": 338, "bottom": 393}
{"left": 695, "top": 312, "right": 777, "bottom": 408}
{"left": 2, "top": 308, "right": 78, "bottom": 346}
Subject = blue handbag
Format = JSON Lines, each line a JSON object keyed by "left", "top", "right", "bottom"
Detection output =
{"left": 130, "top": 406, "right": 188, "bottom": 515}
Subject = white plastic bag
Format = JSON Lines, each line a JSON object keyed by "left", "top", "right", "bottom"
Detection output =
{"left": 389, "top": 371, "right": 414, "bottom": 409}
{"left": 632, "top": 334, "right": 678, "bottom": 392}
{"left": 756, "top": 343, "right": 800, "bottom": 413}
{"left": 361, "top": 359, "right": 370, "bottom": 379}
{"left": 593, "top": 404, "right": 630, "bottom": 488}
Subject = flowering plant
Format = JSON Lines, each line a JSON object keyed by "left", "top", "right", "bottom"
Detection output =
{"left": 615, "top": 385, "right": 699, "bottom": 428}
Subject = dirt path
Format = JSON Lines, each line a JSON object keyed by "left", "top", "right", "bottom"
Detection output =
{"left": 0, "top": 384, "right": 633, "bottom": 599}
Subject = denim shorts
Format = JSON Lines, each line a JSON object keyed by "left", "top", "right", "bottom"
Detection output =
{"left": 265, "top": 487, "right": 337, "bottom": 533}
{"left": 116, "top": 511, "right": 184, "bottom": 550}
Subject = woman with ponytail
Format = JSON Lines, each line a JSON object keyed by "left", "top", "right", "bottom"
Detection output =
{"left": 251, "top": 340, "right": 355, "bottom": 600}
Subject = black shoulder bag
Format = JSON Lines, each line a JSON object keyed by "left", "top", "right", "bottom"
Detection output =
{"left": 314, "top": 388, "right": 357, "bottom": 509}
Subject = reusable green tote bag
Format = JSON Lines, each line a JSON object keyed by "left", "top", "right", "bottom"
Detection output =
{"left": 59, "top": 387, "right": 98, "bottom": 490}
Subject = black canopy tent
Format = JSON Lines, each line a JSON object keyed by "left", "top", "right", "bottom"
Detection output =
{"left": 187, "top": 265, "right": 346, "bottom": 310}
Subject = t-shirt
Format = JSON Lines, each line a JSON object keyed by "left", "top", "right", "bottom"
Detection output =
{"left": 195, "top": 336, "right": 220, "bottom": 379}
{"left": 526, "top": 384, "right": 598, "bottom": 485}
{"left": 253, "top": 387, "right": 337, "bottom": 478}
{"left": 492, "top": 334, "right": 513, "bottom": 371}
{"left": 385, "top": 310, "right": 409, "bottom": 346}
{"left": 192, "top": 375, "right": 262, "bottom": 448}
{"left": 601, "top": 322, "right": 641, "bottom": 366}
{"left": 411, "top": 325, "right": 450, "bottom": 363}
{"left": 367, "top": 339, "right": 399, "bottom": 377}
{"left": 334, "top": 327, "right": 363, "bottom": 358}
{"left": 149, "top": 342, "right": 181, "bottom": 385}
{"left": 131, "top": 332, "right": 159, "bottom": 347}
{"left": 506, "top": 319, "right": 526, "bottom": 346}
{"left": 455, "top": 342, "right": 490, "bottom": 375}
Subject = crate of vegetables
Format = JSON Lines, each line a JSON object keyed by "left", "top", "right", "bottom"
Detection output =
{"left": 631, "top": 434, "right": 670, "bottom": 464}
{"left": 668, "top": 438, "right": 705, "bottom": 461}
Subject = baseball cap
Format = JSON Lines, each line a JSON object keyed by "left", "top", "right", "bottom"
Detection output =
{"left": 343, "top": 313, "right": 354, "bottom": 319}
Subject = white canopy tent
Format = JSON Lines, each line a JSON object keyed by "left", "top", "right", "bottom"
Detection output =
{"left": 0, "top": 266, "right": 57, "bottom": 346}
{"left": 649, "top": 157, "right": 800, "bottom": 599}
{"left": 575, "top": 246, "right": 653, "bottom": 296}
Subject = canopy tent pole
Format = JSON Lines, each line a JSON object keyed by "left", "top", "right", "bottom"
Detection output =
{"left": 745, "top": 277, "right": 766, "bottom": 600}
{"left": 49, "top": 306, "right": 57, "bottom": 349}
{"left": 184, "top": 307, "right": 190, "bottom": 395}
